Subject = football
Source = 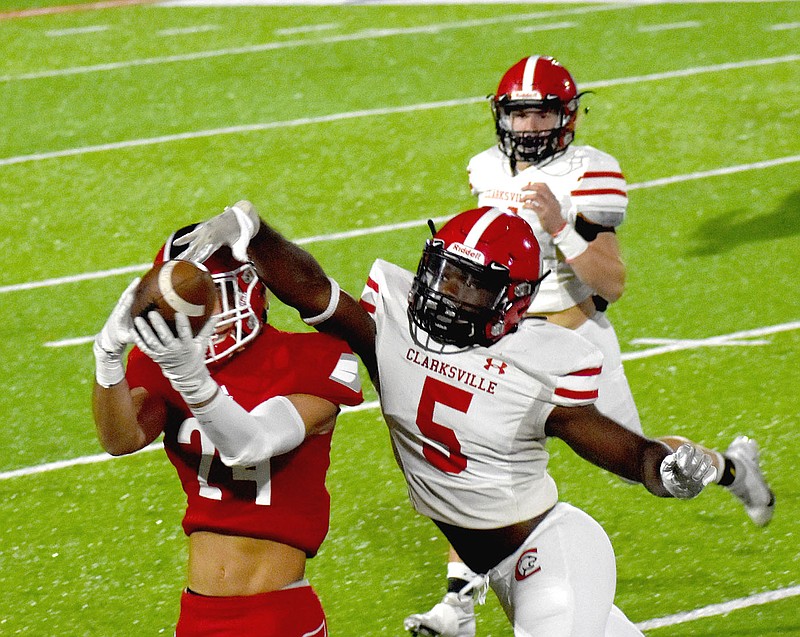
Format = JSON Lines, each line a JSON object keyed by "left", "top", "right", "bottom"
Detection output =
{"left": 130, "top": 260, "right": 217, "bottom": 337}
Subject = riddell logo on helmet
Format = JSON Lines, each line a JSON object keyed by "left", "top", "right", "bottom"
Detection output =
{"left": 511, "top": 90, "right": 542, "bottom": 100}
{"left": 448, "top": 242, "right": 486, "bottom": 264}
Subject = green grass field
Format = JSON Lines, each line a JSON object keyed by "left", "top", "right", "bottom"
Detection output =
{"left": 1, "top": 1, "right": 798, "bottom": 635}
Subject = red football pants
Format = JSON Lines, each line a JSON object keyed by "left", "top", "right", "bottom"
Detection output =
{"left": 175, "top": 583, "right": 327, "bottom": 636}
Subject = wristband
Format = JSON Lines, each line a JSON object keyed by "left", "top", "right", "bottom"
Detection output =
{"left": 93, "top": 341, "right": 125, "bottom": 388}
{"left": 552, "top": 223, "right": 589, "bottom": 262}
{"left": 170, "top": 372, "right": 219, "bottom": 407}
{"left": 303, "top": 277, "right": 340, "bottom": 326}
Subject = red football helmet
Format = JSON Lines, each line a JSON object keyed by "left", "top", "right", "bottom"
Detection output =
{"left": 408, "top": 207, "right": 543, "bottom": 350}
{"left": 491, "top": 56, "right": 582, "bottom": 165}
{"left": 158, "top": 225, "right": 268, "bottom": 363}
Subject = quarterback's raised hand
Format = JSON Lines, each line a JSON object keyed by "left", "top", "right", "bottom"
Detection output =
{"left": 174, "top": 200, "right": 260, "bottom": 263}
{"left": 93, "top": 277, "right": 139, "bottom": 388}
{"left": 132, "top": 311, "right": 220, "bottom": 407}
{"left": 660, "top": 443, "right": 717, "bottom": 499}
{"left": 521, "top": 182, "right": 564, "bottom": 235}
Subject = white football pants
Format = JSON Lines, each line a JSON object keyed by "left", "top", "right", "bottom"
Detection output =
{"left": 575, "top": 312, "right": 642, "bottom": 434}
{"left": 487, "top": 503, "right": 643, "bottom": 637}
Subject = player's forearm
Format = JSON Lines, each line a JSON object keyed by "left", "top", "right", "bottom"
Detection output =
{"left": 92, "top": 382, "right": 149, "bottom": 455}
{"left": 189, "top": 392, "right": 306, "bottom": 466}
{"left": 248, "top": 221, "right": 333, "bottom": 317}
{"left": 558, "top": 230, "right": 625, "bottom": 303}
{"left": 637, "top": 440, "right": 673, "bottom": 497}
{"left": 549, "top": 405, "right": 671, "bottom": 494}
{"left": 248, "top": 218, "right": 379, "bottom": 382}
{"left": 569, "top": 247, "right": 626, "bottom": 303}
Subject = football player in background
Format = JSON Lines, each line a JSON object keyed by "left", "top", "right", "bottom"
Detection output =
{"left": 176, "top": 202, "right": 722, "bottom": 636}
{"left": 91, "top": 231, "right": 363, "bottom": 637}
{"left": 404, "top": 56, "right": 775, "bottom": 637}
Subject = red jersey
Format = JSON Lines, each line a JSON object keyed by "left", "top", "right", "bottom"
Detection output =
{"left": 126, "top": 325, "right": 363, "bottom": 556}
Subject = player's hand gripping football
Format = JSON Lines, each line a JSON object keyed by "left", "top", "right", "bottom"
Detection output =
{"left": 173, "top": 200, "right": 260, "bottom": 263}
{"left": 132, "top": 311, "right": 220, "bottom": 407}
{"left": 660, "top": 443, "right": 717, "bottom": 499}
{"left": 93, "top": 277, "right": 139, "bottom": 388}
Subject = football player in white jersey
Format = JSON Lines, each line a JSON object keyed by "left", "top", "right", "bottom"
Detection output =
{"left": 176, "top": 202, "right": 729, "bottom": 636}
{"left": 404, "top": 56, "right": 776, "bottom": 637}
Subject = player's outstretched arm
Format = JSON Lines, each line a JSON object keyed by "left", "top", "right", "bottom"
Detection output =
{"left": 247, "top": 220, "right": 379, "bottom": 382}
{"left": 174, "top": 199, "right": 378, "bottom": 379}
{"left": 545, "top": 404, "right": 715, "bottom": 498}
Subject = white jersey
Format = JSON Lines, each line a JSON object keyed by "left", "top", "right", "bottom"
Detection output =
{"left": 360, "top": 259, "right": 603, "bottom": 529}
{"left": 468, "top": 144, "right": 628, "bottom": 313}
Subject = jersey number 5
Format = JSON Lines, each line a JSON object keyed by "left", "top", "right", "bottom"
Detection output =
{"left": 417, "top": 376, "right": 471, "bottom": 474}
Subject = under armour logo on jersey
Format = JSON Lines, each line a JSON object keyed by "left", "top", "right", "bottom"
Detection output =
{"left": 515, "top": 548, "right": 542, "bottom": 581}
{"left": 484, "top": 358, "right": 508, "bottom": 374}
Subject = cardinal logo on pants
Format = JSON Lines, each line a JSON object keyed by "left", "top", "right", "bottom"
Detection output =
{"left": 515, "top": 548, "right": 542, "bottom": 581}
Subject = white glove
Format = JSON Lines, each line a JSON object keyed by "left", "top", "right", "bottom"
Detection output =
{"left": 93, "top": 277, "right": 139, "bottom": 388}
{"left": 173, "top": 200, "right": 260, "bottom": 263}
{"left": 660, "top": 443, "right": 717, "bottom": 499}
{"left": 132, "top": 311, "right": 219, "bottom": 406}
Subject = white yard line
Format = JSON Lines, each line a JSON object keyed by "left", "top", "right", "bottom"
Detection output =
{"left": 637, "top": 20, "right": 701, "bottom": 32}
{"left": 46, "top": 25, "right": 110, "bottom": 36}
{"left": 1, "top": 321, "right": 799, "bottom": 631}
{"left": 622, "top": 321, "right": 800, "bottom": 361}
{"left": 157, "top": 25, "right": 219, "bottom": 36}
{"left": 1, "top": 54, "right": 797, "bottom": 169}
{"left": 274, "top": 23, "right": 341, "bottom": 36}
{"left": 635, "top": 585, "right": 800, "bottom": 630}
{"left": 3, "top": 151, "right": 799, "bottom": 297}
{"left": 769, "top": 22, "right": 800, "bottom": 31}
{"left": 1, "top": 263, "right": 148, "bottom": 294}
{"left": 0, "top": 4, "right": 630, "bottom": 83}
{"left": 6, "top": 318, "right": 800, "bottom": 483}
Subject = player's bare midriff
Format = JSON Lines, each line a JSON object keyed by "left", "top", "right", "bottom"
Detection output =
{"left": 433, "top": 506, "right": 555, "bottom": 575}
{"left": 187, "top": 531, "right": 307, "bottom": 596}
{"left": 535, "top": 296, "right": 596, "bottom": 330}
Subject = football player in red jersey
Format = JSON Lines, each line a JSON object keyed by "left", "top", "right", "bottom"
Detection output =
{"left": 176, "top": 201, "right": 727, "bottom": 636}
{"left": 92, "top": 227, "right": 363, "bottom": 637}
